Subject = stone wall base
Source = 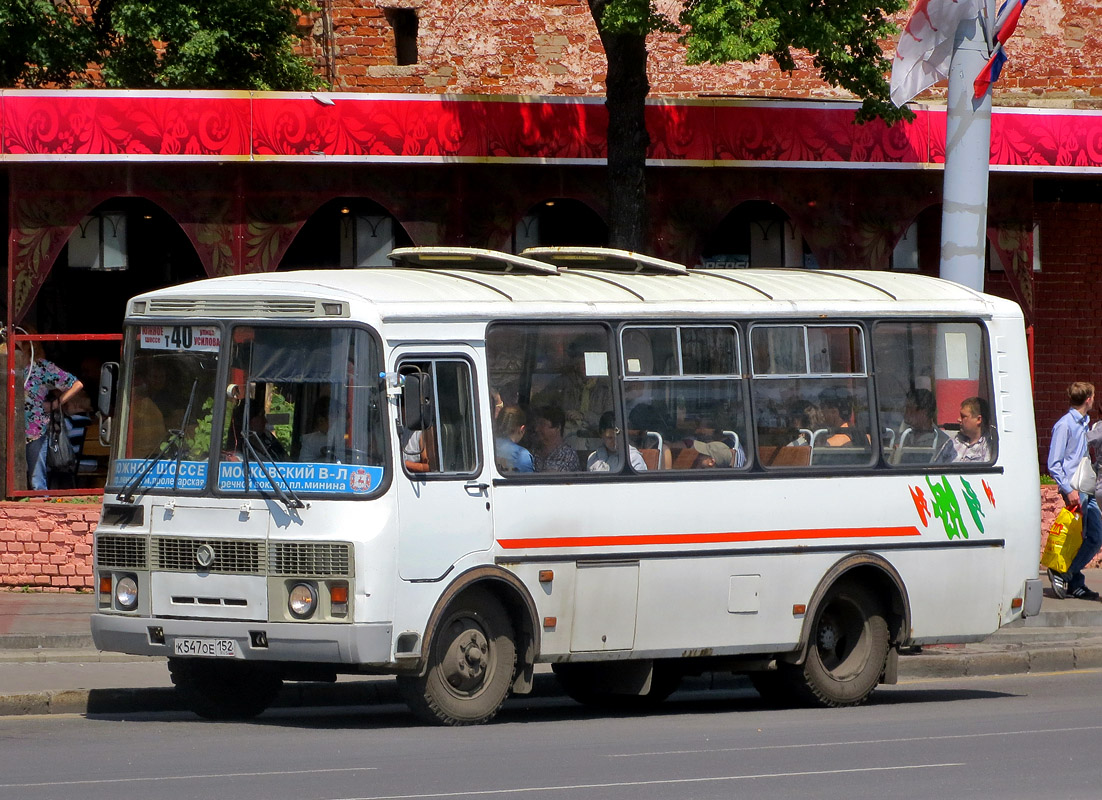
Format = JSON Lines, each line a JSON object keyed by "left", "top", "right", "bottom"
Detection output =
{"left": 0, "top": 503, "right": 98, "bottom": 592}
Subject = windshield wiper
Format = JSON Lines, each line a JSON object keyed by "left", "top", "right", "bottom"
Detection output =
{"left": 242, "top": 431, "right": 305, "bottom": 511}
{"left": 117, "top": 430, "right": 185, "bottom": 503}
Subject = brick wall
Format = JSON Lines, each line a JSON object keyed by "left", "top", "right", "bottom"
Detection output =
{"left": 1031, "top": 200, "right": 1102, "bottom": 466}
{"left": 296, "top": 0, "right": 1102, "bottom": 107}
{"left": 0, "top": 503, "right": 98, "bottom": 592}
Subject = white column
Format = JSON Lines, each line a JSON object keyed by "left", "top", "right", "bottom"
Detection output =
{"left": 940, "top": 3, "right": 994, "bottom": 291}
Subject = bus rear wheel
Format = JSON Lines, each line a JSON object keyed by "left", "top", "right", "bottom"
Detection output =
{"left": 168, "top": 658, "right": 282, "bottom": 720}
{"left": 397, "top": 589, "right": 516, "bottom": 726}
{"left": 780, "top": 580, "right": 890, "bottom": 708}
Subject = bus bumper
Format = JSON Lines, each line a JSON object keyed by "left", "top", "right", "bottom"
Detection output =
{"left": 91, "top": 613, "right": 394, "bottom": 666}
{"left": 1022, "top": 578, "right": 1043, "bottom": 617}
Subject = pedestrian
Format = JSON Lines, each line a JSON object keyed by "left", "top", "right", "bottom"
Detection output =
{"left": 19, "top": 331, "right": 83, "bottom": 491}
{"left": 1046, "top": 381, "right": 1101, "bottom": 600}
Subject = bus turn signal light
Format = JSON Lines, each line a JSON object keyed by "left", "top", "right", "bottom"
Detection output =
{"left": 543, "top": 617, "right": 557, "bottom": 628}
{"left": 539, "top": 570, "right": 554, "bottom": 583}
{"left": 329, "top": 583, "right": 349, "bottom": 616}
{"left": 793, "top": 604, "right": 807, "bottom": 616}
{"left": 1011, "top": 597, "right": 1023, "bottom": 609}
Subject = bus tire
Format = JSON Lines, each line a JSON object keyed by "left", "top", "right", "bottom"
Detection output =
{"left": 781, "top": 580, "right": 890, "bottom": 708}
{"left": 397, "top": 589, "right": 516, "bottom": 726}
{"left": 168, "top": 658, "right": 282, "bottom": 720}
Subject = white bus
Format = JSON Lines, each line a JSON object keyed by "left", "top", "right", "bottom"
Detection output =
{"left": 90, "top": 247, "right": 1042, "bottom": 724}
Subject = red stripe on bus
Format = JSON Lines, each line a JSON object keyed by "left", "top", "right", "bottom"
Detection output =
{"left": 496, "top": 526, "right": 922, "bottom": 550}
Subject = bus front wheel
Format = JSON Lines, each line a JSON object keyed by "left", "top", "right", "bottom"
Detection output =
{"left": 781, "top": 580, "right": 890, "bottom": 708}
{"left": 397, "top": 589, "right": 517, "bottom": 726}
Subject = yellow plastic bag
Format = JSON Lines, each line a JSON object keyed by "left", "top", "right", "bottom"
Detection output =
{"left": 1041, "top": 507, "right": 1083, "bottom": 573}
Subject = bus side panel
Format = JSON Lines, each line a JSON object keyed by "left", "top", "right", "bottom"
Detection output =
{"left": 494, "top": 475, "right": 1019, "bottom": 661}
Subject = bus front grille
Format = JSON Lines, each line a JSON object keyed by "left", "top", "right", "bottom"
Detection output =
{"left": 153, "top": 537, "right": 265, "bottom": 574}
{"left": 95, "top": 535, "right": 148, "bottom": 569}
{"left": 269, "top": 542, "right": 353, "bottom": 577}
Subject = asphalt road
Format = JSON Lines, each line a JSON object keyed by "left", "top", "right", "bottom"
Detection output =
{"left": 1, "top": 669, "right": 1099, "bottom": 800}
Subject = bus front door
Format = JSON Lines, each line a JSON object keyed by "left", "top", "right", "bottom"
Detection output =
{"left": 395, "top": 352, "right": 493, "bottom": 581}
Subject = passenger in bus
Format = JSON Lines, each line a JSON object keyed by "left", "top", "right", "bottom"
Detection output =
{"left": 587, "top": 411, "right": 646, "bottom": 472}
{"left": 128, "top": 371, "right": 167, "bottom": 459}
{"left": 951, "top": 397, "right": 995, "bottom": 462}
{"left": 690, "top": 440, "right": 733, "bottom": 468}
{"left": 819, "top": 390, "right": 857, "bottom": 446}
{"left": 298, "top": 396, "right": 331, "bottom": 462}
{"left": 892, "top": 388, "right": 954, "bottom": 464}
{"left": 531, "top": 405, "right": 579, "bottom": 472}
{"left": 228, "top": 401, "right": 288, "bottom": 461}
{"left": 786, "top": 401, "right": 824, "bottom": 447}
{"left": 540, "top": 342, "right": 612, "bottom": 434}
{"left": 494, "top": 405, "right": 535, "bottom": 473}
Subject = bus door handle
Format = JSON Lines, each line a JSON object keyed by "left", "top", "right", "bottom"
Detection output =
{"left": 464, "top": 481, "right": 489, "bottom": 496}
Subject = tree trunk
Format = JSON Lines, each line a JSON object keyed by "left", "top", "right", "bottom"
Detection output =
{"left": 590, "top": 2, "right": 650, "bottom": 252}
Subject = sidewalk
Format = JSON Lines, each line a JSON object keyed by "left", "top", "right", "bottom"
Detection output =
{"left": 2, "top": 570, "right": 1102, "bottom": 717}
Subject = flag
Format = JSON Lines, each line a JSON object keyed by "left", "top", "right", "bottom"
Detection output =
{"left": 891, "top": 0, "right": 984, "bottom": 107}
{"left": 973, "top": 0, "right": 1029, "bottom": 99}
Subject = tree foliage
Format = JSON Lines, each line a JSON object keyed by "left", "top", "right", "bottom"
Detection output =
{"left": 596, "top": 0, "right": 911, "bottom": 125}
{"left": 1, "top": 0, "right": 321, "bottom": 90}
{"left": 0, "top": 1, "right": 95, "bottom": 87}
{"left": 588, "top": 0, "right": 912, "bottom": 249}
{"left": 678, "top": 0, "right": 911, "bottom": 124}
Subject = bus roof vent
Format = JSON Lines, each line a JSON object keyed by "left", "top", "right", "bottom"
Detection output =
{"left": 521, "top": 247, "right": 689, "bottom": 275}
{"left": 388, "top": 247, "right": 560, "bottom": 275}
{"left": 145, "top": 298, "right": 322, "bottom": 317}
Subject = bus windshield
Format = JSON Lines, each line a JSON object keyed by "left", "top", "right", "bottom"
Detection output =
{"left": 110, "top": 324, "right": 387, "bottom": 497}
{"left": 217, "top": 325, "right": 386, "bottom": 497}
{"left": 110, "top": 324, "right": 221, "bottom": 492}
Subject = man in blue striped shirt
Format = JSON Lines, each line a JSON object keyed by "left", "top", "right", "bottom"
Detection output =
{"left": 1047, "top": 382, "right": 1101, "bottom": 600}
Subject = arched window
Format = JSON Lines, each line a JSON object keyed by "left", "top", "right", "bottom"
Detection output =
{"left": 280, "top": 198, "right": 412, "bottom": 270}
{"left": 891, "top": 205, "right": 941, "bottom": 272}
{"left": 512, "top": 199, "right": 607, "bottom": 252}
{"left": 700, "top": 201, "right": 814, "bottom": 269}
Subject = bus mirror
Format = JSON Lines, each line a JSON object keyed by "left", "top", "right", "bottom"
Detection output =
{"left": 97, "top": 362, "right": 119, "bottom": 417}
{"left": 401, "top": 373, "right": 434, "bottom": 431}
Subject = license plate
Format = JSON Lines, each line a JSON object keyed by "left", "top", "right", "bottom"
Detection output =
{"left": 173, "top": 638, "right": 237, "bottom": 658}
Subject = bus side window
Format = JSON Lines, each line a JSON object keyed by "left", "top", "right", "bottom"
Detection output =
{"left": 872, "top": 321, "right": 995, "bottom": 467}
{"left": 750, "top": 324, "right": 873, "bottom": 469}
{"left": 399, "top": 359, "right": 479, "bottom": 476}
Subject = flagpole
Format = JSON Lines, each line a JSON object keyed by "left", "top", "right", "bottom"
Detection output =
{"left": 939, "top": 0, "right": 995, "bottom": 291}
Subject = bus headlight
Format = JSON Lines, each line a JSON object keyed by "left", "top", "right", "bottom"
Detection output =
{"left": 114, "top": 575, "right": 139, "bottom": 611}
{"left": 288, "top": 582, "right": 317, "bottom": 619}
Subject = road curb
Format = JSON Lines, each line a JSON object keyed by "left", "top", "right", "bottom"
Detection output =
{"left": 3, "top": 648, "right": 1102, "bottom": 717}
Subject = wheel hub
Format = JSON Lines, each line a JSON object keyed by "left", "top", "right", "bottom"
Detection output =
{"left": 818, "top": 621, "right": 839, "bottom": 653}
{"left": 442, "top": 623, "right": 490, "bottom": 694}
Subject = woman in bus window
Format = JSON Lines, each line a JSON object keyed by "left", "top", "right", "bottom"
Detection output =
{"left": 494, "top": 405, "right": 534, "bottom": 473}
{"left": 532, "top": 405, "right": 579, "bottom": 472}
